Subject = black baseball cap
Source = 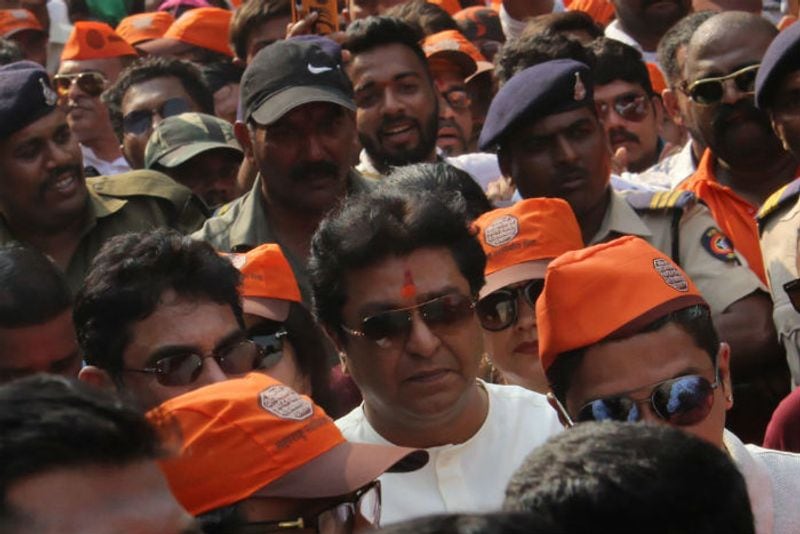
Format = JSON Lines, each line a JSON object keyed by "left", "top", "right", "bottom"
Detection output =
{"left": 241, "top": 38, "right": 355, "bottom": 126}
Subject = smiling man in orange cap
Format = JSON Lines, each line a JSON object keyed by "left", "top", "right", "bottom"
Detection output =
{"left": 56, "top": 21, "right": 137, "bottom": 176}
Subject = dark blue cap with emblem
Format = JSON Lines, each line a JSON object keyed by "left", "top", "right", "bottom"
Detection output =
{"left": 0, "top": 60, "right": 58, "bottom": 139}
{"left": 755, "top": 21, "right": 800, "bottom": 109}
{"left": 479, "top": 59, "right": 593, "bottom": 152}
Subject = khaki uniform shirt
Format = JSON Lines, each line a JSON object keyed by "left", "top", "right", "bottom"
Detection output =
{"left": 0, "top": 170, "right": 208, "bottom": 294}
{"left": 590, "top": 189, "right": 765, "bottom": 315}
{"left": 192, "top": 170, "right": 371, "bottom": 304}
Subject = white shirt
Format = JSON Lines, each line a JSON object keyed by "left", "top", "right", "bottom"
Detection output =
{"left": 336, "top": 382, "right": 563, "bottom": 525}
{"left": 623, "top": 142, "right": 698, "bottom": 191}
{"left": 604, "top": 20, "right": 660, "bottom": 66}
{"left": 81, "top": 145, "right": 131, "bottom": 177}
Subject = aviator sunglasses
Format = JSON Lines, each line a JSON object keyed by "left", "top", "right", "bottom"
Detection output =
{"left": 681, "top": 64, "right": 760, "bottom": 105}
{"left": 476, "top": 279, "right": 544, "bottom": 331}
{"left": 572, "top": 365, "right": 721, "bottom": 426}
{"left": 53, "top": 71, "right": 108, "bottom": 98}
{"left": 122, "top": 97, "right": 191, "bottom": 135}
{"left": 595, "top": 92, "right": 650, "bottom": 123}
{"left": 341, "top": 293, "right": 475, "bottom": 349}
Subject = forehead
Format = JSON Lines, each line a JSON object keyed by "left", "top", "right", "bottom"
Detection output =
{"left": 268, "top": 101, "right": 348, "bottom": 128}
{"left": 58, "top": 57, "right": 121, "bottom": 78}
{"left": 0, "top": 108, "right": 67, "bottom": 149}
{"left": 122, "top": 76, "right": 193, "bottom": 113}
{"left": 515, "top": 105, "right": 597, "bottom": 137}
{"left": 0, "top": 309, "right": 76, "bottom": 363}
{"left": 594, "top": 79, "right": 646, "bottom": 100}
{"left": 687, "top": 28, "right": 774, "bottom": 77}
{"left": 348, "top": 43, "right": 429, "bottom": 85}
{"left": 429, "top": 60, "right": 466, "bottom": 85}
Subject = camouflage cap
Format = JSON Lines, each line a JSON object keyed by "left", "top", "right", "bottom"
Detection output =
{"left": 144, "top": 112, "right": 243, "bottom": 169}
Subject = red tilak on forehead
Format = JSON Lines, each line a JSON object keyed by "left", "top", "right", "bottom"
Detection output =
{"left": 401, "top": 269, "right": 417, "bottom": 299}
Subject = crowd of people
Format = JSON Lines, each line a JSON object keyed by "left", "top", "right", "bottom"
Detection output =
{"left": 3, "top": 0, "right": 800, "bottom": 532}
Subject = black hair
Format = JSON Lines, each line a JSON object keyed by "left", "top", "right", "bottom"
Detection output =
{"left": 0, "top": 246, "right": 71, "bottom": 328}
{"left": 0, "top": 374, "right": 162, "bottom": 526}
{"left": 547, "top": 304, "right": 719, "bottom": 404}
{"left": 309, "top": 187, "right": 486, "bottom": 340}
{"left": 377, "top": 512, "right": 567, "bottom": 534}
{"left": 73, "top": 228, "right": 243, "bottom": 381}
{"left": 229, "top": 0, "right": 291, "bottom": 61}
{"left": 344, "top": 16, "right": 428, "bottom": 68}
{"left": 504, "top": 421, "right": 755, "bottom": 534}
{"left": 384, "top": 0, "right": 459, "bottom": 36}
{"left": 0, "top": 39, "right": 23, "bottom": 66}
{"left": 102, "top": 56, "right": 215, "bottom": 140}
{"left": 385, "top": 163, "right": 493, "bottom": 221}
{"left": 589, "top": 37, "right": 653, "bottom": 95}
{"left": 522, "top": 12, "right": 603, "bottom": 41}
{"left": 201, "top": 60, "right": 245, "bottom": 94}
{"left": 494, "top": 30, "right": 595, "bottom": 86}
{"left": 657, "top": 11, "right": 716, "bottom": 87}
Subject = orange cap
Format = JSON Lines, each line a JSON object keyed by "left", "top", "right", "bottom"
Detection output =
{"left": 116, "top": 12, "right": 174, "bottom": 46}
{"left": 0, "top": 9, "right": 44, "bottom": 38}
{"left": 536, "top": 236, "right": 707, "bottom": 373}
{"left": 473, "top": 198, "right": 584, "bottom": 298}
{"left": 646, "top": 62, "right": 666, "bottom": 96}
{"left": 565, "top": 0, "right": 615, "bottom": 26}
{"left": 428, "top": 0, "right": 462, "bottom": 15}
{"left": 138, "top": 7, "right": 234, "bottom": 57}
{"left": 61, "top": 21, "right": 138, "bottom": 61}
{"left": 149, "top": 373, "right": 427, "bottom": 515}
{"left": 222, "top": 244, "right": 302, "bottom": 322}
{"left": 423, "top": 29, "right": 486, "bottom": 79}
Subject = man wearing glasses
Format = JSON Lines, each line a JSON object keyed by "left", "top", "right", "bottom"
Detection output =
{"left": 536, "top": 235, "right": 800, "bottom": 534}
{"left": 309, "top": 181, "right": 562, "bottom": 524}
{"left": 55, "top": 21, "right": 137, "bottom": 177}
{"left": 481, "top": 58, "right": 781, "bottom": 444}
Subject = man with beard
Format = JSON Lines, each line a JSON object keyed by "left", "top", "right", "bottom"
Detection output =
{"left": 192, "top": 39, "right": 367, "bottom": 304}
{"left": 677, "top": 12, "right": 793, "bottom": 287}
{"left": 0, "top": 61, "right": 207, "bottom": 293}
{"left": 481, "top": 59, "right": 782, "bottom": 443}
{"left": 55, "top": 21, "right": 137, "bottom": 177}
{"left": 606, "top": 0, "right": 691, "bottom": 66}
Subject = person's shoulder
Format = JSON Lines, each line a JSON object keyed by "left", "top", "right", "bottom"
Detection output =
{"left": 622, "top": 189, "right": 698, "bottom": 212}
{"left": 483, "top": 383, "right": 562, "bottom": 443}
{"left": 334, "top": 405, "right": 372, "bottom": 441}
{"left": 757, "top": 177, "right": 800, "bottom": 230}
{"left": 190, "top": 194, "right": 249, "bottom": 249}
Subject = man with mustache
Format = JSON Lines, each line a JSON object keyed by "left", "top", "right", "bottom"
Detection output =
{"left": 192, "top": 39, "right": 367, "bottom": 304}
{"left": 0, "top": 61, "right": 207, "bottom": 294}
{"left": 55, "top": 21, "right": 137, "bottom": 176}
{"left": 481, "top": 59, "right": 780, "bottom": 443}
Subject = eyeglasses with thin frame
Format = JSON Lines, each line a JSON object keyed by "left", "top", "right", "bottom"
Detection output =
{"left": 551, "top": 361, "right": 721, "bottom": 427}
{"left": 476, "top": 279, "right": 544, "bottom": 332}
{"left": 595, "top": 92, "right": 650, "bottom": 123}
{"left": 53, "top": 71, "right": 108, "bottom": 99}
{"left": 124, "top": 337, "right": 276, "bottom": 386}
{"left": 238, "top": 480, "right": 381, "bottom": 534}
{"left": 783, "top": 278, "right": 800, "bottom": 313}
{"left": 680, "top": 64, "right": 760, "bottom": 105}
{"left": 122, "top": 96, "right": 191, "bottom": 135}
{"left": 341, "top": 293, "right": 476, "bottom": 349}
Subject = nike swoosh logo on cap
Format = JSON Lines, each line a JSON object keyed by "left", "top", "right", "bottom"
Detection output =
{"left": 308, "top": 64, "right": 333, "bottom": 74}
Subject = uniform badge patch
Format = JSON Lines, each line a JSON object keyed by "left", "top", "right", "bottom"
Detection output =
{"left": 701, "top": 227, "right": 739, "bottom": 264}
{"left": 259, "top": 384, "right": 313, "bottom": 421}
{"left": 39, "top": 78, "right": 57, "bottom": 106}
{"left": 653, "top": 258, "right": 689, "bottom": 292}
{"left": 484, "top": 215, "right": 518, "bottom": 247}
{"left": 574, "top": 72, "right": 586, "bottom": 101}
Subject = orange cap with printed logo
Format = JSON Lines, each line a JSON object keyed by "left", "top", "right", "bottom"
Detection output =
{"left": 149, "top": 373, "right": 427, "bottom": 515}
{"left": 61, "top": 21, "right": 138, "bottom": 61}
{"left": 222, "top": 244, "right": 301, "bottom": 322}
{"left": 473, "top": 198, "right": 584, "bottom": 298}
{"left": 536, "top": 235, "right": 707, "bottom": 373}
{"left": 116, "top": 12, "right": 174, "bottom": 46}
{"left": 138, "top": 7, "right": 234, "bottom": 57}
{"left": 0, "top": 9, "right": 44, "bottom": 38}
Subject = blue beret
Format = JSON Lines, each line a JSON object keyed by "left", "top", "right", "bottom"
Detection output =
{"left": 0, "top": 61, "right": 58, "bottom": 138}
{"left": 755, "top": 22, "right": 800, "bottom": 109}
{"left": 479, "top": 59, "right": 593, "bottom": 151}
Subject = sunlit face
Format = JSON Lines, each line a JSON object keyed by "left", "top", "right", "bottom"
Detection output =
{"left": 57, "top": 57, "right": 124, "bottom": 145}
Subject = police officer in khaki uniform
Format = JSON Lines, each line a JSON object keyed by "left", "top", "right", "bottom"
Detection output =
{"left": 192, "top": 38, "right": 369, "bottom": 305}
{"left": 755, "top": 22, "right": 800, "bottom": 386}
{"left": 0, "top": 61, "right": 207, "bottom": 294}
{"left": 481, "top": 59, "right": 784, "bottom": 443}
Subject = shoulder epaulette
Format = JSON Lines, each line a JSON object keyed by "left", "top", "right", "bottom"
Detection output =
{"left": 625, "top": 190, "right": 696, "bottom": 211}
{"left": 757, "top": 178, "right": 800, "bottom": 226}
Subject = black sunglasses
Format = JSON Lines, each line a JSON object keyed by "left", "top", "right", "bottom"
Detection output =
{"left": 122, "top": 97, "right": 190, "bottom": 135}
{"left": 476, "top": 280, "right": 544, "bottom": 332}
{"left": 596, "top": 92, "right": 650, "bottom": 123}
{"left": 341, "top": 293, "right": 475, "bottom": 349}
{"left": 681, "top": 64, "right": 760, "bottom": 105}
{"left": 575, "top": 369, "right": 720, "bottom": 426}
{"left": 53, "top": 71, "right": 107, "bottom": 98}
{"left": 249, "top": 329, "right": 288, "bottom": 370}
{"left": 125, "top": 338, "right": 272, "bottom": 386}
{"left": 783, "top": 278, "right": 800, "bottom": 313}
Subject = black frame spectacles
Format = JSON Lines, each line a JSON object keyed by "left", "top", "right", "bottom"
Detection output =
{"left": 476, "top": 280, "right": 544, "bottom": 332}
{"left": 341, "top": 293, "right": 476, "bottom": 349}
{"left": 596, "top": 92, "right": 650, "bottom": 123}
{"left": 239, "top": 480, "right": 382, "bottom": 534}
{"left": 681, "top": 64, "right": 760, "bottom": 105}
{"left": 53, "top": 71, "right": 108, "bottom": 98}
{"left": 122, "top": 96, "right": 190, "bottom": 135}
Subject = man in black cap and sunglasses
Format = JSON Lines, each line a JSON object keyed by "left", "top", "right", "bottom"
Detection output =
{"left": 309, "top": 178, "right": 561, "bottom": 525}
{"left": 536, "top": 235, "right": 800, "bottom": 534}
